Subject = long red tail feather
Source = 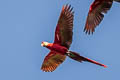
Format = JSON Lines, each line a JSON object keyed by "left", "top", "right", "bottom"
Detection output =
{"left": 67, "top": 51, "right": 107, "bottom": 68}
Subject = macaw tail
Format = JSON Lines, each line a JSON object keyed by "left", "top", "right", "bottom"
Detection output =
{"left": 66, "top": 51, "right": 107, "bottom": 68}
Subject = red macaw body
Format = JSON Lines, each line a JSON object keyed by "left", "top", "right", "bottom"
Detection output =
{"left": 41, "top": 5, "right": 107, "bottom": 72}
{"left": 43, "top": 42, "right": 68, "bottom": 54}
{"left": 84, "top": 0, "right": 120, "bottom": 34}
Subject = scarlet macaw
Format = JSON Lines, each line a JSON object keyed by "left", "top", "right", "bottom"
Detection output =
{"left": 84, "top": 0, "right": 120, "bottom": 34}
{"left": 41, "top": 5, "right": 107, "bottom": 72}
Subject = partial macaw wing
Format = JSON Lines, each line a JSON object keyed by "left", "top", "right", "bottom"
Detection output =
{"left": 84, "top": 0, "right": 113, "bottom": 34}
{"left": 54, "top": 5, "right": 74, "bottom": 49}
{"left": 41, "top": 51, "right": 66, "bottom": 72}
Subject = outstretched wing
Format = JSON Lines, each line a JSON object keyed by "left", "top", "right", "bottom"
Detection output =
{"left": 41, "top": 51, "right": 66, "bottom": 72}
{"left": 84, "top": 0, "right": 113, "bottom": 34}
{"left": 54, "top": 5, "right": 74, "bottom": 49}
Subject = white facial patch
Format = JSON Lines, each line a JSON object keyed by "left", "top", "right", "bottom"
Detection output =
{"left": 44, "top": 42, "right": 49, "bottom": 46}
{"left": 41, "top": 42, "right": 49, "bottom": 47}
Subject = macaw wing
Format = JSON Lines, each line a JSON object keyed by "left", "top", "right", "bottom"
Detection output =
{"left": 54, "top": 5, "right": 74, "bottom": 49}
{"left": 41, "top": 51, "right": 66, "bottom": 72}
{"left": 84, "top": 0, "right": 113, "bottom": 34}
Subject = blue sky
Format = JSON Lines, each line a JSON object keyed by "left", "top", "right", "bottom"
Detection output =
{"left": 0, "top": 0, "right": 120, "bottom": 80}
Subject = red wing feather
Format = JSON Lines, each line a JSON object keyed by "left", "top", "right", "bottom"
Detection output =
{"left": 54, "top": 5, "right": 74, "bottom": 49}
{"left": 84, "top": 0, "right": 113, "bottom": 34}
{"left": 41, "top": 51, "right": 66, "bottom": 72}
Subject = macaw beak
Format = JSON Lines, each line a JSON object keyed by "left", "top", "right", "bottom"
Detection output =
{"left": 41, "top": 42, "right": 44, "bottom": 47}
{"left": 41, "top": 41, "right": 49, "bottom": 47}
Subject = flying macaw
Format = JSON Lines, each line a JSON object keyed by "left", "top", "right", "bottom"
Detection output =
{"left": 84, "top": 0, "right": 120, "bottom": 34}
{"left": 41, "top": 5, "right": 107, "bottom": 72}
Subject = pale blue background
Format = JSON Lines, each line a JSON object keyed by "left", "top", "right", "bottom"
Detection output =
{"left": 0, "top": 0, "right": 120, "bottom": 80}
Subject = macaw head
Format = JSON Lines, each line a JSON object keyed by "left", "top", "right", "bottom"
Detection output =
{"left": 41, "top": 41, "right": 49, "bottom": 47}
